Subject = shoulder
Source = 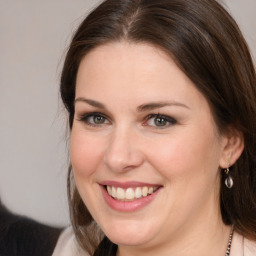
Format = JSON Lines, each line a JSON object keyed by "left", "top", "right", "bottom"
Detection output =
{"left": 52, "top": 227, "right": 88, "bottom": 256}
{"left": 244, "top": 237, "right": 256, "bottom": 256}
{"left": 230, "top": 231, "right": 256, "bottom": 256}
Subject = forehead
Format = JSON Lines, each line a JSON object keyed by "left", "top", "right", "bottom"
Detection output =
{"left": 77, "top": 42, "right": 175, "bottom": 79}
{"left": 76, "top": 42, "right": 194, "bottom": 97}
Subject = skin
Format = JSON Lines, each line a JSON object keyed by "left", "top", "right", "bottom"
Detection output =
{"left": 70, "top": 42, "right": 244, "bottom": 256}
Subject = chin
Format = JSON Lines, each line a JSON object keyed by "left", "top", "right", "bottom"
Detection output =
{"left": 108, "top": 233, "right": 151, "bottom": 247}
{"left": 101, "top": 221, "right": 156, "bottom": 247}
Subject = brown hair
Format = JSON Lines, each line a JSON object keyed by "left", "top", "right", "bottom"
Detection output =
{"left": 60, "top": 0, "right": 256, "bottom": 254}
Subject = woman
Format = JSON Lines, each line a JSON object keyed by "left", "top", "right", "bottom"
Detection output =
{"left": 53, "top": 0, "right": 256, "bottom": 255}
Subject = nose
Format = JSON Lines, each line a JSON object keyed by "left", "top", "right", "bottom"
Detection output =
{"left": 104, "top": 127, "right": 144, "bottom": 173}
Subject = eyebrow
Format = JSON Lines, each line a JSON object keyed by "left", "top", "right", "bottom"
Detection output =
{"left": 74, "top": 97, "right": 190, "bottom": 111}
{"left": 136, "top": 102, "right": 190, "bottom": 112}
{"left": 75, "top": 98, "right": 106, "bottom": 109}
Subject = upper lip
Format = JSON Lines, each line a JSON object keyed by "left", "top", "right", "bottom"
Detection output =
{"left": 99, "top": 180, "right": 162, "bottom": 189}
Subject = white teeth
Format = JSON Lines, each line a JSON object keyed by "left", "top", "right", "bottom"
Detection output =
{"left": 126, "top": 188, "right": 134, "bottom": 200}
{"left": 116, "top": 187, "right": 125, "bottom": 200}
{"left": 142, "top": 186, "right": 148, "bottom": 197}
{"left": 112, "top": 187, "right": 117, "bottom": 198}
{"left": 107, "top": 186, "right": 112, "bottom": 195}
{"left": 135, "top": 187, "right": 142, "bottom": 198}
{"left": 106, "top": 185, "right": 157, "bottom": 201}
{"left": 148, "top": 187, "right": 153, "bottom": 194}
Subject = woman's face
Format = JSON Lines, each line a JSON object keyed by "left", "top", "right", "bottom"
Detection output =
{"left": 71, "top": 42, "right": 228, "bottom": 249}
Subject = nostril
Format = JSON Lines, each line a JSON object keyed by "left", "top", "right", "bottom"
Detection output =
{"left": 104, "top": 153, "right": 145, "bottom": 173}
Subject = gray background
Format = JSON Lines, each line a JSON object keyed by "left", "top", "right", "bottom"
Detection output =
{"left": 0, "top": 0, "right": 255, "bottom": 227}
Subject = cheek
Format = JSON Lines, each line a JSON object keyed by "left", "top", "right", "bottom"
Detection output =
{"left": 145, "top": 131, "right": 222, "bottom": 223}
{"left": 70, "top": 129, "right": 106, "bottom": 212}
{"left": 70, "top": 128, "right": 104, "bottom": 178}
{"left": 146, "top": 129, "right": 221, "bottom": 182}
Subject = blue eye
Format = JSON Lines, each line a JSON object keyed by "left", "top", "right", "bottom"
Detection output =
{"left": 78, "top": 112, "right": 110, "bottom": 126}
{"left": 146, "top": 114, "right": 176, "bottom": 128}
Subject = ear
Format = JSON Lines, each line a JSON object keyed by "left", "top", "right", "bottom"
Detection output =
{"left": 219, "top": 127, "right": 244, "bottom": 168}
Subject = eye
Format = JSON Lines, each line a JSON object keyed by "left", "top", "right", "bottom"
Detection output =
{"left": 77, "top": 112, "right": 110, "bottom": 126}
{"left": 91, "top": 115, "right": 106, "bottom": 124}
{"left": 144, "top": 114, "right": 176, "bottom": 128}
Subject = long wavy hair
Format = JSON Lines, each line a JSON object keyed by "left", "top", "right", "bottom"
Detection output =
{"left": 60, "top": 0, "right": 256, "bottom": 255}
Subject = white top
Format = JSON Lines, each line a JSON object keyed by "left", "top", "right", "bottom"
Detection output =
{"left": 52, "top": 227, "right": 86, "bottom": 256}
{"left": 52, "top": 227, "right": 256, "bottom": 256}
{"left": 231, "top": 231, "right": 256, "bottom": 256}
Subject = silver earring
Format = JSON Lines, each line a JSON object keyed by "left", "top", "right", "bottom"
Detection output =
{"left": 224, "top": 167, "right": 233, "bottom": 189}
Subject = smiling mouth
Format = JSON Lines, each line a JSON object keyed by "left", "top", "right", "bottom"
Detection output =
{"left": 105, "top": 185, "right": 159, "bottom": 201}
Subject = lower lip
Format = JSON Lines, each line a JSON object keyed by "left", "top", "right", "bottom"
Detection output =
{"left": 101, "top": 186, "right": 161, "bottom": 212}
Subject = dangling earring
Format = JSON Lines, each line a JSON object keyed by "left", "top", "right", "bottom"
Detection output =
{"left": 224, "top": 167, "right": 234, "bottom": 189}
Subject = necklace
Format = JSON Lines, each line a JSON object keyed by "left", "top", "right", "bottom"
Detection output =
{"left": 225, "top": 225, "right": 234, "bottom": 256}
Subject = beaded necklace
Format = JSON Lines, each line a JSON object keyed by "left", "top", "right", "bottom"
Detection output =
{"left": 225, "top": 225, "right": 234, "bottom": 256}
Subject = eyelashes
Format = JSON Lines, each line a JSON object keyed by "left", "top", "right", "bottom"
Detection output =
{"left": 77, "top": 112, "right": 110, "bottom": 127}
{"left": 144, "top": 114, "right": 177, "bottom": 128}
{"left": 77, "top": 112, "right": 177, "bottom": 128}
